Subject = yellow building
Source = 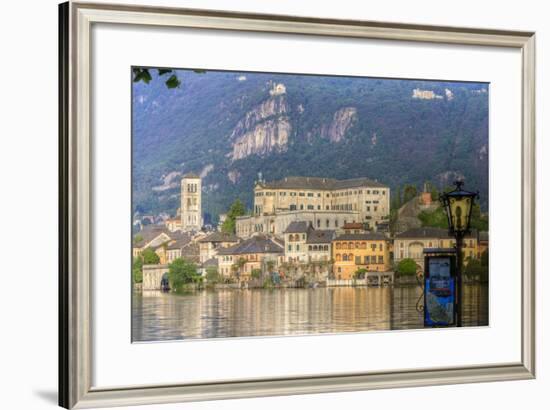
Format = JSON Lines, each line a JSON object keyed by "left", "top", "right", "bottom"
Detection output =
{"left": 394, "top": 227, "right": 479, "bottom": 270}
{"left": 332, "top": 233, "right": 390, "bottom": 280}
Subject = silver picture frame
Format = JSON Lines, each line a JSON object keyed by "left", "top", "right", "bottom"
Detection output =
{"left": 59, "top": 1, "right": 536, "bottom": 408}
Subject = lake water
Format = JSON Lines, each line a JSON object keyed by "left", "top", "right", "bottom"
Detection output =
{"left": 132, "top": 284, "right": 488, "bottom": 342}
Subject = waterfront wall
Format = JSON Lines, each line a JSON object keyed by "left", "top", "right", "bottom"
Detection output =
{"left": 142, "top": 264, "right": 169, "bottom": 290}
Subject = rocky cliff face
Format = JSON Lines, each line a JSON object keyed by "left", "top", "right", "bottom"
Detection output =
{"left": 321, "top": 107, "right": 357, "bottom": 142}
{"left": 229, "top": 93, "right": 291, "bottom": 161}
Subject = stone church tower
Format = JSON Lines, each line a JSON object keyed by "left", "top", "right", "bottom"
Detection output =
{"left": 181, "top": 173, "right": 202, "bottom": 232}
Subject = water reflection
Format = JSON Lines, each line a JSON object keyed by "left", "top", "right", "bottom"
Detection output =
{"left": 132, "top": 284, "right": 488, "bottom": 341}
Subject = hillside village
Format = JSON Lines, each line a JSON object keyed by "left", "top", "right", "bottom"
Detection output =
{"left": 132, "top": 173, "right": 488, "bottom": 291}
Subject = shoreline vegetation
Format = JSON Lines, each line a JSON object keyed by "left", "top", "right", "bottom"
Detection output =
{"left": 133, "top": 249, "right": 488, "bottom": 292}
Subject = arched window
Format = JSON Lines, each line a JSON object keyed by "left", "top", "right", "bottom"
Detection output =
{"left": 313, "top": 245, "right": 318, "bottom": 251}
{"left": 324, "top": 245, "right": 329, "bottom": 251}
{"left": 336, "top": 253, "right": 341, "bottom": 261}
{"left": 348, "top": 242, "right": 353, "bottom": 249}
{"left": 355, "top": 242, "right": 360, "bottom": 249}
{"left": 336, "top": 242, "right": 341, "bottom": 250}
{"left": 349, "top": 253, "right": 354, "bottom": 261}
{"left": 342, "top": 254, "right": 348, "bottom": 261}
{"left": 361, "top": 242, "right": 366, "bottom": 249}
{"left": 308, "top": 245, "right": 312, "bottom": 251}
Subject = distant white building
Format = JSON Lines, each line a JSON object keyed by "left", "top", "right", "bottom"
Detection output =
{"left": 180, "top": 173, "right": 202, "bottom": 232}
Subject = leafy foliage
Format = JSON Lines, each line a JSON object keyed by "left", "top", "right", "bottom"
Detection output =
{"left": 354, "top": 268, "right": 367, "bottom": 279}
{"left": 141, "top": 248, "right": 160, "bottom": 264}
{"left": 132, "top": 257, "right": 143, "bottom": 283}
{"left": 221, "top": 199, "right": 246, "bottom": 233}
{"left": 205, "top": 266, "right": 221, "bottom": 284}
{"left": 167, "top": 258, "right": 200, "bottom": 289}
{"left": 396, "top": 258, "right": 418, "bottom": 276}
{"left": 251, "top": 268, "right": 262, "bottom": 279}
{"left": 403, "top": 184, "right": 418, "bottom": 204}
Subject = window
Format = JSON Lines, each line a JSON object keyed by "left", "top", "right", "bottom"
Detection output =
{"left": 296, "top": 245, "right": 300, "bottom": 251}
{"left": 342, "top": 254, "right": 348, "bottom": 261}
{"left": 288, "top": 245, "right": 292, "bottom": 251}
{"left": 366, "top": 206, "right": 370, "bottom": 212}
{"left": 355, "top": 256, "right": 361, "bottom": 264}
{"left": 317, "top": 205, "right": 321, "bottom": 210}
{"left": 290, "top": 204, "right": 296, "bottom": 210}
{"left": 374, "top": 206, "right": 378, "bottom": 212}
{"left": 299, "top": 192, "right": 305, "bottom": 197}
{"left": 336, "top": 243, "right": 341, "bottom": 250}
{"left": 308, "top": 245, "right": 312, "bottom": 251}
{"left": 300, "top": 204, "right": 304, "bottom": 210}
{"left": 364, "top": 255, "right": 370, "bottom": 264}
{"left": 326, "top": 219, "right": 330, "bottom": 227}
{"left": 307, "top": 205, "right": 314, "bottom": 210}
{"left": 307, "top": 193, "right": 314, "bottom": 197}
{"left": 317, "top": 219, "right": 321, "bottom": 228}
{"left": 335, "top": 220, "right": 339, "bottom": 227}
{"left": 379, "top": 244, "right": 383, "bottom": 251}
{"left": 378, "top": 255, "right": 384, "bottom": 264}
{"left": 326, "top": 205, "right": 329, "bottom": 210}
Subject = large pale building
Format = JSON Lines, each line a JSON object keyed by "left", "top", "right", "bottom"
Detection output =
{"left": 236, "top": 176, "right": 390, "bottom": 238}
{"left": 180, "top": 173, "right": 202, "bottom": 232}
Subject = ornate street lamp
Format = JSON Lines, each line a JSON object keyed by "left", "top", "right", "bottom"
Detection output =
{"left": 439, "top": 180, "right": 479, "bottom": 327}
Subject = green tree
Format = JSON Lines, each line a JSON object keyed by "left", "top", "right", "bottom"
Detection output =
{"left": 132, "top": 257, "right": 143, "bottom": 283}
{"left": 266, "top": 260, "right": 275, "bottom": 273}
{"left": 132, "top": 67, "right": 206, "bottom": 89}
{"left": 141, "top": 248, "right": 160, "bottom": 264}
{"left": 391, "top": 185, "right": 402, "bottom": 211}
{"left": 481, "top": 249, "right": 489, "bottom": 267}
{"left": 251, "top": 268, "right": 262, "bottom": 279}
{"left": 354, "top": 268, "right": 367, "bottom": 279}
{"left": 403, "top": 184, "right": 418, "bottom": 203}
{"left": 133, "top": 234, "right": 143, "bottom": 244}
{"left": 418, "top": 207, "right": 448, "bottom": 229}
{"left": 205, "top": 266, "right": 220, "bottom": 284}
{"left": 167, "top": 258, "right": 200, "bottom": 290}
{"left": 221, "top": 199, "right": 247, "bottom": 234}
{"left": 396, "top": 258, "right": 417, "bottom": 276}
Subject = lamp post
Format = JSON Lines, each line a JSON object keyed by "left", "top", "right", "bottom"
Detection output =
{"left": 439, "top": 180, "right": 479, "bottom": 327}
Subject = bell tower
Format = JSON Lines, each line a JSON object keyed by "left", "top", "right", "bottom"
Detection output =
{"left": 181, "top": 173, "right": 202, "bottom": 232}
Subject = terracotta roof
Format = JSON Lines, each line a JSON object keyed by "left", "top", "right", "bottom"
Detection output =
{"left": 180, "top": 242, "right": 200, "bottom": 263}
{"left": 283, "top": 221, "right": 311, "bottom": 234}
{"left": 217, "top": 235, "right": 283, "bottom": 256}
{"left": 335, "top": 232, "right": 387, "bottom": 241}
{"left": 343, "top": 222, "right": 364, "bottom": 230}
{"left": 166, "top": 233, "right": 192, "bottom": 250}
{"left": 258, "top": 176, "right": 387, "bottom": 190}
{"left": 133, "top": 225, "right": 171, "bottom": 247}
{"left": 198, "top": 231, "right": 239, "bottom": 243}
{"left": 306, "top": 229, "right": 335, "bottom": 244}
{"left": 202, "top": 258, "right": 219, "bottom": 268}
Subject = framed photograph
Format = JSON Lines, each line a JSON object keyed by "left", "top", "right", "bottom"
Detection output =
{"left": 59, "top": 1, "right": 535, "bottom": 408}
